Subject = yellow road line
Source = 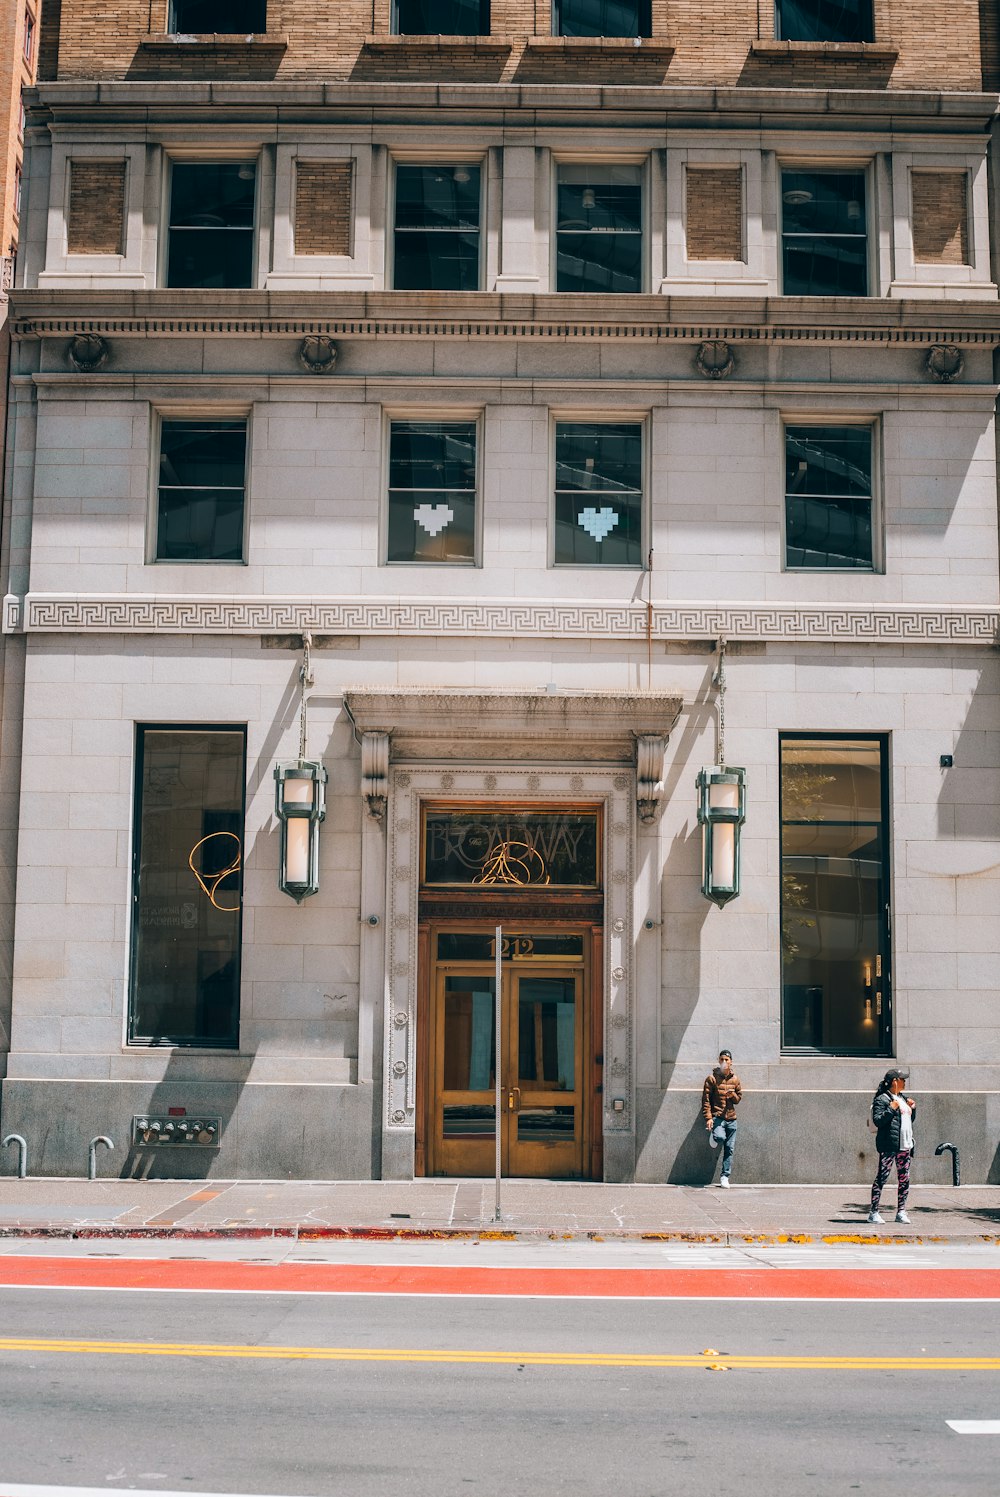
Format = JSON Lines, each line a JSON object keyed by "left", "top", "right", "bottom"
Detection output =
{"left": 0, "top": 1337, "right": 998, "bottom": 1371}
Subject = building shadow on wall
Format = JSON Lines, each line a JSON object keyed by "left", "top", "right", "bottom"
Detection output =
{"left": 635, "top": 658, "right": 716, "bottom": 1180}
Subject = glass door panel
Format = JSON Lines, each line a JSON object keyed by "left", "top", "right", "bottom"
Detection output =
{"left": 436, "top": 973, "right": 497, "bottom": 1174}
{"left": 509, "top": 972, "right": 583, "bottom": 1175}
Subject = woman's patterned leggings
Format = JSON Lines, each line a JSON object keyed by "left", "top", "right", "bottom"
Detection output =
{"left": 871, "top": 1150, "right": 912, "bottom": 1211}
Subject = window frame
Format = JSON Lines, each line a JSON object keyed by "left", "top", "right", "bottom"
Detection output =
{"left": 391, "top": 0, "right": 490, "bottom": 34}
{"left": 774, "top": 0, "right": 874, "bottom": 43}
{"left": 127, "top": 722, "right": 247, "bottom": 1051}
{"left": 779, "top": 162, "right": 873, "bottom": 298}
{"left": 552, "top": 0, "right": 652, "bottom": 37}
{"left": 388, "top": 158, "right": 486, "bottom": 293}
{"left": 780, "top": 415, "right": 882, "bottom": 574}
{"left": 551, "top": 156, "right": 648, "bottom": 295}
{"left": 148, "top": 407, "right": 252, "bottom": 566}
{"left": 548, "top": 412, "right": 648, "bottom": 570}
{"left": 381, "top": 408, "right": 484, "bottom": 568}
{"left": 168, "top": 0, "right": 267, "bottom": 32}
{"left": 161, "top": 155, "right": 260, "bottom": 292}
{"left": 778, "top": 731, "right": 893, "bottom": 1058}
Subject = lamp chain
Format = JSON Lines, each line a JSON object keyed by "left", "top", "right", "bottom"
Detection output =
{"left": 714, "top": 636, "right": 727, "bottom": 766}
{"left": 298, "top": 632, "right": 314, "bottom": 763}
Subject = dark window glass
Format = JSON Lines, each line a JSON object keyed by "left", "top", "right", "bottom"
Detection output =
{"left": 394, "top": 0, "right": 488, "bottom": 33}
{"left": 129, "top": 727, "right": 245, "bottom": 1047}
{"left": 424, "top": 811, "right": 600, "bottom": 887}
{"left": 557, "top": 165, "right": 642, "bottom": 293}
{"left": 775, "top": 0, "right": 873, "bottom": 42}
{"left": 785, "top": 425, "right": 874, "bottom": 570}
{"left": 782, "top": 170, "right": 868, "bottom": 296}
{"left": 554, "top": 0, "right": 651, "bottom": 35}
{"left": 170, "top": 1, "right": 266, "bottom": 30}
{"left": 780, "top": 736, "right": 890, "bottom": 1055}
{"left": 157, "top": 420, "right": 247, "bottom": 562}
{"left": 167, "top": 162, "right": 256, "bottom": 290}
{"left": 554, "top": 422, "right": 642, "bottom": 566}
{"left": 388, "top": 421, "right": 476, "bottom": 563}
{"left": 393, "top": 164, "right": 481, "bottom": 291}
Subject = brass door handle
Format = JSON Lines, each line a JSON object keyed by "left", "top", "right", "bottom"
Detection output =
{"left": 507, "top": 1087, "right": 521, "bottom": 1112}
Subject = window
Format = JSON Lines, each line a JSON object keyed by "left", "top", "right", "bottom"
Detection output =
{"left": 169, "top": 0, "right": 266, "bottom": 30}
{"left": 393, "top": 0, "right": 489, "bottom": 33}
{"left": 13, "top": 165, "right": 21, "bottom": 220}
{"left": 393, "top": 164, "right": 481, "bottom": 291}
{"left": 556, "top": 165, "right": 642, "bottom": 293}
{"left": 166, "top": 162, "right": 256, "bottom": 290}
{"left": 775, "top": 0, "right": 873, "bottom": 42}
{"left": 554, "top": 422, "right": 643, "bottom": 567}
{"left": 784, "top": 424, "right": 875, "bottom": 570}
{"left": 780, "top": 735, "right": 890, "bottom": 1055}
{"left": 156, "top": 419, "right": 247, "bottom": 562}
{"left": 387, "top": 421, "right": 477, "bottom": 563}
{"left": 23, "top": 9, "right": 34, "bottom": 62}
{"left": 781, "top": 169, "right": 868, "bottom": 296}
{"left": 554, "top": 0, "right": 651, "bottom": 36}
{"left": 129, "top": 726, "right": 245, "bottom": 1048}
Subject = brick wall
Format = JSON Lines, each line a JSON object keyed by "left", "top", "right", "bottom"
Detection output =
{"left": 67, "top": 160, "right": 126, "bottom": 254}
{"left": 911, "top": 172, "right": 970, "bottom": 266}
{"left": 686, "top": 167, "right": 743, "bottom": 261}
{"left": 294, "top": 160, "right": 352, "bottom": 256}
{"left": 49, "top": 0, "right": 988, "bottom": 88}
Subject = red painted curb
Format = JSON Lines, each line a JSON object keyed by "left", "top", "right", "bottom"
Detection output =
{"left": 0, "top": 1255, "right": 998, "bottom": 1299}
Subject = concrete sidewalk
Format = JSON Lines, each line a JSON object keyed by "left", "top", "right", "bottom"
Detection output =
{"left": 0, "top": 1178, "right": 997, "bottom": 1243}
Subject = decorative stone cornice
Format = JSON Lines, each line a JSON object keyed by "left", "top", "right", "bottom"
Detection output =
{"left": 10, "top": 292, "right": 1000, "bottom": 347}
{"left": 7, "top": 594, "right": 998, "bottom": 645}
{"left": 343, "top": 689, "right": 682, "bottom": 765}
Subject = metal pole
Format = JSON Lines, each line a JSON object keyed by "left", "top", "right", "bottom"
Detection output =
{"left": 494, "top": 924, "right": 502, "bottom": 1223}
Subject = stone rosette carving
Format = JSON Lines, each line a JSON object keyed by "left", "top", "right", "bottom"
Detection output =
{"left": 696, "top": 339, "right": 735, "bottom": 379}
{"left": 925, "top": 344, "right": 964, "bottom": 383}
{"left": 67, "top": 334, "right": 109, "bottom": 372}
{"left": 299, "top": 335, "right": 338, "bottom": 374}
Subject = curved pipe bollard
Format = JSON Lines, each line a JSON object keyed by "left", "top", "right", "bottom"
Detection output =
{"left": 935, "top": 1141, "right": 961, "bottom": 1187}
{"left": 88, "top": 1136, "right": 114, "bottom": 1180}
{"left": 2, "top": 1134, "right": 27, "bottom": 1179}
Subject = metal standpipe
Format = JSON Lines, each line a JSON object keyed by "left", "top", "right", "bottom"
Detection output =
{"left": 2, "top": 1134, "right": 27, "bottom": 1179}
{"left": 88, "top": 1136, "right": 114, "bottom": 1180}
{"left": 934, "top": 1142, "right": 961, "bottom": 1187}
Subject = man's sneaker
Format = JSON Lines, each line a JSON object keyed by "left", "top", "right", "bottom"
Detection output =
{"left": 719, "top": 1176, "right": 730, "bottom": 1188}
{"left": 867, "top": 1211, "right": 884, "bottom": 1224}
{"left": 895, "top": 1210, "right": 911, "bottom": 1224}
{"left": 708, "top": 1133, "right": 718, "bottom": 1149}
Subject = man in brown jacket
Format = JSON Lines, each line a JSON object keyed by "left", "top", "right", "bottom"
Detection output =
{"left": 701, "top": 1049, "right": 742, "bottom": 1187}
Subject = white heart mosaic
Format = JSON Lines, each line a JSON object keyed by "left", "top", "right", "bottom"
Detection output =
{"left": 578, "top": 506, "right": 620, "bottom": 542}
{"left": 414, "top": 502, "right": 455, "bottom": 537}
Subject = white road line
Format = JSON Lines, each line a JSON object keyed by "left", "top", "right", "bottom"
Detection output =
{"left": 0, "top": 1488, "right": 287, "bottom": 1497}
{"left": 0, "top": 1282, "right": 998, "bottom": 1303}
{"left": 946, "top": 1420, "right": 1000, "bottom": 1433}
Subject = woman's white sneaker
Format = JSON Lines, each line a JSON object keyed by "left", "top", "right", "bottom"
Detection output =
{"left": 867, "top": 1211, "right": 884, "bottom": 1224}
{"left": 895, "top": 1210, "right": 911, "bottom": 1224}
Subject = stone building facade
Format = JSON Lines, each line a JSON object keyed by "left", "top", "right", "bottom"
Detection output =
{"left": 1, "top": 1, "right": 999, "bottom": 1183}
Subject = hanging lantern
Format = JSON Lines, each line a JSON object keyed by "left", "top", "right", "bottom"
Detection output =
{"left": 274, "top": 759, "right": 327, "bottom": 902}
{"left": 696, "top": 765, "right": 746, "bottom": 908}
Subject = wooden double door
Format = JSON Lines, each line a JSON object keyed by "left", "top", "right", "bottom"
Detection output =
{"left": 420, "top": 926, "right": 601, "bottom": 1180}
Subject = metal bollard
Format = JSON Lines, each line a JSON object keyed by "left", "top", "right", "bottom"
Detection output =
{"left": 934, "top": 1141, "right": 961, "bottom": 1187}
{"left": 88, "top": 1136, "right": 114, "bottom": 1180}
{"left": 2, "top": 1134, "right": 27, "bottom": 1179}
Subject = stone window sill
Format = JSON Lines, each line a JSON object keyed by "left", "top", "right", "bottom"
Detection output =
{"left": 750, "top": 39, "right": 898, "bottom": 62}
{"left": 525, "top": 36, "right": 673, "bottom": 52}
{"left": 363, "top": 35, "right": 512, "bottom": 53}
{"left": 139, "top": 32, "right": 289, "bottom": 50}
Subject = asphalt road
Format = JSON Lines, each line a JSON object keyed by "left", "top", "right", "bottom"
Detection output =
{"left": 0, "top": 1244, "right": 997, "bottom": 1497}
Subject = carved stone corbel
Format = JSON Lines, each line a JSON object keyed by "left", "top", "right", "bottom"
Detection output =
{"left": 636, "top": 734, "right": 667, "bottom": 823}
{"left": 361, "top": 731, "right": 390, "bottom": 821}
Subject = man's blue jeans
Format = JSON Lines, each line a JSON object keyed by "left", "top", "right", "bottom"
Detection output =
{"left": 711, "top": 1119, "right": 737, "bottom": 1178}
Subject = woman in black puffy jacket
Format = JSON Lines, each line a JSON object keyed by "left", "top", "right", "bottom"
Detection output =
{"left": 868, "top": 1068, "right": 916, "bottom": 1226}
